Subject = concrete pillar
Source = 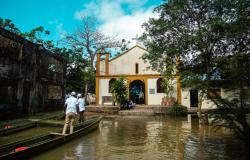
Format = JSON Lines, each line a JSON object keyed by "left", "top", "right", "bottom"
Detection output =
{"left": 105, "top": 53, "right": 109, "bottom": 75}
{"left": 176, "top": 55, "right": 182, "bottom": 105}
{"left": 96, "top": 53, "right": 101, "bottom": 76}
{"left": 95, "top": 77, "right": 99, "bottom": 105}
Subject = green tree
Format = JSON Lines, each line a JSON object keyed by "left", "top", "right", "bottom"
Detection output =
{"left": 0, "top": 18, "right": 53, "bottom": 49}
{"left": 110, "top": 78, "right": 128, "bottom": 107}
{"left": 23, "top": 26, "right": 53, "bottom": 49}
{"left": 141, "top": 0, "right": 250, "bottom": 143}
{"left": 0, "top": 18, "right": 21, "bottom": 34}
{"left": 52, "top": 47, "right": 90, "bottom": 94}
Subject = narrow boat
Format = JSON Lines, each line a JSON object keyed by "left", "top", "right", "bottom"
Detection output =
{"left": 0, "top": 122, "right": 37, "bottom": 136}
{"left": 0, "top": 113, "right": 64, "bottom": 136}
{"left": 0, "top": 116, "right": 102, "bottom": 159}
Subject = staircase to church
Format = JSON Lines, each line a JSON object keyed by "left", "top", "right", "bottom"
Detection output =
{"left": 118, "top": 105, "right": 157, "bottom": 116}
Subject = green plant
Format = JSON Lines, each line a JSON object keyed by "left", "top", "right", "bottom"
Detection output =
{"left": 166, "top": 103, "right": 187, "bottom": 116}
{"left": 110, "top": 78, "right": 128, "bottom": 106}
{"left": 162, "top": 63, "right": 176, "bottom": 98}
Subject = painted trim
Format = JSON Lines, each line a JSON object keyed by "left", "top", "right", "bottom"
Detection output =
{"left": 96, "top": 54, "right": 101, "bottom": 76}
{"left": 105, "top": 53, "right": 109, "bottom": 75}
{"left": 97, "top": 74, "right": 163, "bottom": 79}
{"left": 109, "top": 45, "right": 147, "bottom": 62}
{"left": 176, "top": 55, "right": 182, "bottom": 105}
{"left": 177, "top": 75, "right": 182, "bottom": 105}
{"left": 144, "top": 78, "right": 148, "bottom": 105}
{"left": 95, "top": 77, "right": 99, "bottom": 105}
{"left": 127, "top": 79, "right": 131, "bottom": 100}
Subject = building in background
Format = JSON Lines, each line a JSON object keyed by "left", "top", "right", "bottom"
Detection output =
{"left": 95, "top": 45, "right": 181, "bottom": 106}
{"left": 0, "top": 28, "right": 66, "bottom": 119}
{"left": 95, "top": 45, "right": 249, "bottom": 110}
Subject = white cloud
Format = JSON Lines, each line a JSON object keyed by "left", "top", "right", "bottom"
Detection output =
{"left": 56, "top": 23, "right": 67, "bottom": 38}
{"left": 99, "top": 8, "right": 157, "bottom": 43}
{"left": 74, "top": 0, "right": 159, "bottom": 45}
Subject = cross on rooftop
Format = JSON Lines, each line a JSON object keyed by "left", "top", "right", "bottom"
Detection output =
{"left": 132, "top": 34, "right": 141, "bottom": 45}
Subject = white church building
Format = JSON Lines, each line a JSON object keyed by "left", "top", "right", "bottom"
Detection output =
{"left": 95, "top": 45, "right": 182, "bottom": 106}
{"left": 95, "top": 45, "right": 229, "bottom": 109}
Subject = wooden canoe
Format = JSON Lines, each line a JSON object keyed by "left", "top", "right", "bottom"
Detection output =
{"left": 0, "top": 113, "right": 65, "bottom": 136}
{"left": 0, "top": 122, "right": 37, "bottom": 136}
{"left": 0, "top": 116, "right": 102, "bottom": 159}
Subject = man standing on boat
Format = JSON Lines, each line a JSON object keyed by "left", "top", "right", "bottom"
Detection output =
{"left": 62, "top": 91, "right": 78, "bottom": 134}
{"left": 77, "top": 93, "right": 85, "bottom": 123}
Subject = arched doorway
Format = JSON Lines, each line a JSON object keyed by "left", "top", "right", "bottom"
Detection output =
{"left": 129, "top": 80, "right": 145, "bottom": 104}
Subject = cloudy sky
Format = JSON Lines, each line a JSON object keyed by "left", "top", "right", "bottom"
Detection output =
{"left": 0, "top": 0, "right": 163, "bottom": 45}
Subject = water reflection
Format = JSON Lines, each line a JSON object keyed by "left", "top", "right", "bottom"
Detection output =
{"left": 31, "top": 115, "right": 248, "bottom": 160}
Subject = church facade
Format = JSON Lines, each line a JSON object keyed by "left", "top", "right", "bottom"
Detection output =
{"left": 95, "top": 45, "right": 181, "bottom": 106}
{"left": 95, "top": 45, "right": 249, "bottom": 110}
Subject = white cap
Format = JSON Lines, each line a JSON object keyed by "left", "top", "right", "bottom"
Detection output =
{"left": 77, "top": 93, "right": 82, "bottom": 98}
{"left": 71, "top": 92, "right": 76, "bottom": 96}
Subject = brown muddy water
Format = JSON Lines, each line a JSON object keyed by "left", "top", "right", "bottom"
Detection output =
{"left": 2, "top": 115, "right": 249, "bottom": 160}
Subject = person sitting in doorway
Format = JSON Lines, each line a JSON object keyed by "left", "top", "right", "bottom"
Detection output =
{"left": 62, "top": 91, "right": 78, "bottom": 135}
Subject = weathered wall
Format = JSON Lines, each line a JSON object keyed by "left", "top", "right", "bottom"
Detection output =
{"left": 0, "top": 28, "right": 66, "bottom": 118}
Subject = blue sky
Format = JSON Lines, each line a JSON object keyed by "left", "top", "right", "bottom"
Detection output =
{"left": 0, "top": 0, "right": 163, "bottom": 45}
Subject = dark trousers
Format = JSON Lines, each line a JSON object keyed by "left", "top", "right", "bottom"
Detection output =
{"left": 79, "top": 111, "right": 85, "bottom": 122}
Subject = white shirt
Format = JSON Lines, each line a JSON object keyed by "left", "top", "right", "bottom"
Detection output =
{"left": 77, "top": 98, "right": 85, "bottom": 112}
{"left": 65, "top": 96, "right": 78, "bottom": 114}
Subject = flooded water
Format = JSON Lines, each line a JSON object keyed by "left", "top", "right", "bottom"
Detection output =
{"left": 28, "top": 115, "right": 249, "bottom": 160}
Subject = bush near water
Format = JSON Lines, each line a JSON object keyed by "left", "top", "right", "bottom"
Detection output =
{"left": 165, "top": 103, "right": 187, "bottom": 116}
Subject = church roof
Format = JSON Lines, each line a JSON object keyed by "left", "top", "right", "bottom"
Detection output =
{"left": 109, "top": 45, "right": 147, "bottom": 62}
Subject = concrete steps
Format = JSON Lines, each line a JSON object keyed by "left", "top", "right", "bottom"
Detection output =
{"left": 86, "top": 105, "right": 195, "bottom": 116}
{"left": 119, "top": 109, "right": 154, "bottom": 116}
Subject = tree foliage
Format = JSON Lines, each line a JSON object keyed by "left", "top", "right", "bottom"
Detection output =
{"left": 51, "top": 47, "right": 95, "bottom": 94}
{"left": 110, "top": 78, "right": 128, "bottom": 106}
{"left": 0, "top": 18, "right": 21, "bottom": 34}
{"left": 0, "top": 18, "right": 53, "bottom": 49}
{"left": 141, "top": 0, "right": 250, "bottom": 142}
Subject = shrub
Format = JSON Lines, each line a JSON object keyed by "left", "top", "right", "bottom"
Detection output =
{"left": 110, "top": 78, "right": 128, "bottom": 107}
{"left": 166, "top": 103, "right": 187, "bottom": 116}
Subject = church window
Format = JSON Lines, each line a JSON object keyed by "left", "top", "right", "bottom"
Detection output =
{"left": 157, "top": 78, "right": 164, "bottom": 93}
{"left": 135, "top": 63, "right": 139, "bottom": 74}
{"left": 109, "top": 78, "right": 116, "bottom": 93}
